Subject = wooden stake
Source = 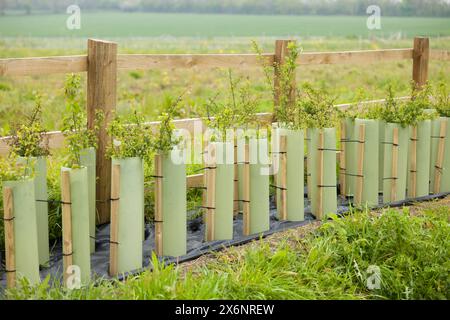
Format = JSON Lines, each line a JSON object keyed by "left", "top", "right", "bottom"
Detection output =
{"left": 109, "top": 164, "right": 120, "bottom": 276}
{"left": 279, "top": 135, "right": 287, "bottom": 220}
{"left": 205, "top": 144, "right": 216, "bottom": 241}
{"left": 274, "top": 40, "right": 297, "bottom": 119}
{"left": 233, "top": 134, "right": 239, "bottom": 215}
{"left": 409, "top": 126, "right": 418, "bottom": 198}
{"left": 339, "top": 121, "right": 347, "bottom": 197}
{"left": 61, "top": 171, "right": 73, "bottom": 286}
{"left": 242, "top": 143, "right": 250, "bottom": 236}
{"left": 87, "top": 39, "right": 118, "bottom": 225}
{"left": 355, "top": 124, "right": 366, "bottom": 205}
{"left": 317, "top": 131, "right": 325, "bottom": 220}
{"left": 434, "top": 120, "right": 447, "bottom": 194}
{"left": 3, "top": 187, "right": 16, "bottom": 289}
{"left": 391, "top": 128, "right": 399, "bottom": 202}
{"left": 154, "top": 154, "right": 163, "bottom": 256}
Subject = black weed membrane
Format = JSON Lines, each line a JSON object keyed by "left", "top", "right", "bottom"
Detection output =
{"left": 1, "top": 190, "right": 449, "bottom": 288}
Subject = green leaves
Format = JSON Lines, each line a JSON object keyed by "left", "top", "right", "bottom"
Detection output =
{"left": 204, "top": 69, "right": 259, "bottom": 139}
{"left": 433, "top": 82, "right": 450, "bottom": 117}
{"left": 62, "top": 74, "right": 103, "bottom": 168}
{"left": 8, "top": 92, "right": 50, "bottom": 158}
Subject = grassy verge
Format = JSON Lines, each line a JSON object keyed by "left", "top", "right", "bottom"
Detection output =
{"left": 3, "top": 201, "right": 449, "bottom": 300}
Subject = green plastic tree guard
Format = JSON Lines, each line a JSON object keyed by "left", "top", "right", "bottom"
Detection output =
{"left": 353, "top": 119, "right": 379, "bottom": 207}
{"left": 249, "top": 138, "right": 270, "bottom": 234}
{"left": 162, "top": 150, "right": 187, "bottom": 257}
{"left": 3, "top": 179, "right": 40, "bottom": 285}
{"left": 342, "top": 118, "right": 357, "bottom": 196}
{"left": 383, "top": 124, "right": 409, "bottom": 203}
{"left": 430, "top": 117, "right": 450, "bottom": 193}
{"left": 61, "top": 167, "right": 91, "bottom": 284}
{"left": 80, "top": 148, "right": 96, "bottom": 253}
{"left": 275, "top": 127, "right": 305, "bottom": 221}
{"left": 111, "top": 158, "right": 144, "bottom": 273}
{"left": 407, "top": 120, "right": 431, "bottom": 198}
{"left": 309, "top": 128, "right": 338, "bottom": 219}
{"left": 17, "top": 156, "right": 49, "bottom": 266}
{"left": 207, "top": 142, "right": 234, "bottom": 240}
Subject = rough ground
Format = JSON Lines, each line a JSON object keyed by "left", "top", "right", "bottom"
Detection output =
{"left": 181, "top": 195, "right": 450, "bottom": 273}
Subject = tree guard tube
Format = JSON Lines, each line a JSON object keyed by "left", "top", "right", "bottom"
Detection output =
{"left": 61, "top": 167, "right": 91, "bottom": 284}
{"left": 17, "top": 156, "right": 49, "bottom": 266}
{"left": 80, "top": 148, "right": 96, "bottom": 253}
{"left": 205, "top": 142, "right": 234, "bottom": 240}
{"left": 407, "top": 120, "right": 431, "bottom": 198}
{"left": 111, "top": 158, "right": 144, "bottom": 274}
{"left": 383, "top": 124, "right": 409, "bottom": 203}
{"left": 353, "top": 119, "right": 379, "bottom": 207}
{"left": 3, "top": 179, "right": 40, "bottom": 285}
{"left": 161, "top": 150, "right": 187, "bottom": 257}
{"left": 431, "top": 117, "right": 450, "bottom": 193}
{"left": 274, "top": 127, "right": 305, "bottom": 221}
{"left": 244, "top": 138, "right": 270, "bottom": 235}
{"left": 309, "top": 128, "right": 338, "bottom": 219}
{"left": 341, "top": 118, "right": 357, "bottom": 196}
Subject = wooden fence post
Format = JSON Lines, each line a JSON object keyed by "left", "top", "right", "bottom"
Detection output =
{"left": 87, "top": 39, "right": 118, "bottom": 225}
{"left": 154, "top": 154, "right": 163, "bottom": 256}
{"left": 109, "top": 164, "right": 120, "bottom": 276}
{"left": 274, "top": 39, "right": 297, "bottom": 122}
{"left": 61, "top": 171, "right": 73, "bottom": 286}
{"left": 412, "top": 37, "right": 429, "bottom": 89}
{"left": 3, "top": 187, "right": 15, "bottom": 289}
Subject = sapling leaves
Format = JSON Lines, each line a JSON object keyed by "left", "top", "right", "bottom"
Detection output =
{"left": 8, "top": 92, "right": 50, "bottom": 158}
{"left": 62, "top": 74, "right": 103, "bottom": 168}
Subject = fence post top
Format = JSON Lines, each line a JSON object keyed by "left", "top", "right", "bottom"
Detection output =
{"left": 88, "top": 38, "right": 118, "bottom": 46}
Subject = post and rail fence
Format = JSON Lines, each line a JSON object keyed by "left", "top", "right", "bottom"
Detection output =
{"left": 0, "top": 36, "right": 449, "bottom": 224}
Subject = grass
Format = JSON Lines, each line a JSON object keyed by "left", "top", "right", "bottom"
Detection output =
{"left": 3, "top": 203, "right": 449, "bottom": 300}
{"left": 1, "top": 13, "right": 450, "bottom": 38}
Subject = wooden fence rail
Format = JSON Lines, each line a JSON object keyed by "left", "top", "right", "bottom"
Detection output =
{"left": 0, "top": 36, "right": 448, "bottom": 223}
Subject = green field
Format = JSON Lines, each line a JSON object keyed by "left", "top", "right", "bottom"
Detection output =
{"left": 1, "top": 12, "right": 450, "bottom": 37}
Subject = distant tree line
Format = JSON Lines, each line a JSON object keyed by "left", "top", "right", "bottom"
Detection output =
{"left": 1, "top": 0, "right": 449, "bottom": 17}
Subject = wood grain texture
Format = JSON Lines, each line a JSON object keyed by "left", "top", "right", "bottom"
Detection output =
{"left": 434, "top": 120, "right": 447, "bottom": 194}
{"left": 355, "top": 124, "right": 366, "bottom": 205}
{"left": 3, "top": 187, "right": 16, "bottom": 289}
{"left": 0, "top": 48, "right": 419, "bottom": 77}
{"left": 317, "top": 131, "right": 325, "bottom": 220}
{"left": 87, "top": 39, "right": 117, "bottom": 225}
{"left": 279, "top": 135, "right": 287, "bottom": 221}
{"left": 205, "top": 144, "right": 216, "bottom": 242}
{"left": 409, "top": 127, "right": 418, "bottom": 198}
{"left": 242, "top": 143, "right": 250, "bottom": 236}
{"left": 391, "top": 128, "right": 399, "bottom": 202}
{"left": 412, "top": 37, "right": 430, "bottom": 89}
{"left": 339, "top": 122, "right": 347, "bottom": 197}
{"left": 430, "top": 49, "right": 450, "bottom": 62}
{"left": 61, "top": 170, "right": 73, "bottom": 286}
{"left": 118, "top": 53, "right": 274, "bottom": 70}
{"left": 154, "top": 154, "right": 163, "bottom": 256}
{"left": 109, "top": 164, "right": 120, "bottom": 276}
{"left": 0, "top": 55, "right": 87, "bottom": 76}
